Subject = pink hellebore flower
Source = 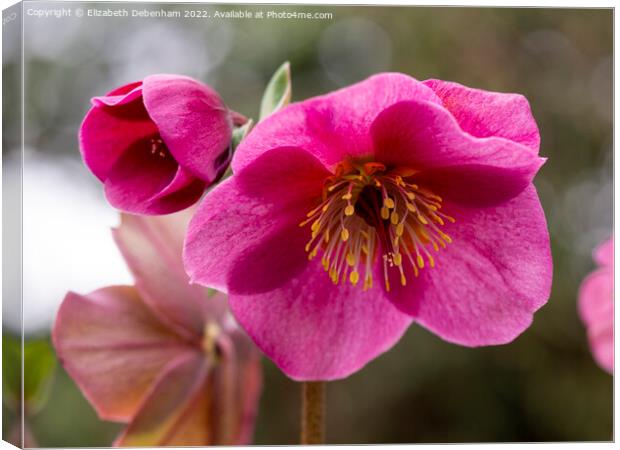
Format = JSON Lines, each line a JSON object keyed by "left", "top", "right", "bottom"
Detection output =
{"left": 184, "top": 73, "right": 553, "bottom": 381}
{"left": 578, "top": 237, "right": 614, "bottom": 374}
{"left": 53, "top": 209, "right": 262, "bottom": 446}
{"left": 79, "top": 75, "right": 235, "bottom": 215}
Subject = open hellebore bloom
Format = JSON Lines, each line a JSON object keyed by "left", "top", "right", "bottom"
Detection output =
{"left": 578, "top": 237, "right": 614, "bottom": 374}
{"left": 184, "top": 73, "right": 552, "bottom": 380}
{"left": 53, "top": 209, "right": 262, "bottom": 445}
{"left": 79, "top": 75, "right": 234, "bottom": 214}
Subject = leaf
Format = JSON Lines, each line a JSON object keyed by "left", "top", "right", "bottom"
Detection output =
{"left": 3, "top": 335, "right": 57, "bottom": 415}
{"left": 2, "top": 333, "right": 21, "bottom": 411}
{"left": 259, "top": 61, "right": 292, "bottom": 120}
{"left": 24, "top": 337, "right": 57, "bottom": 414}
{"left": 231, "top": 120, "right": 254, "bottom": 152}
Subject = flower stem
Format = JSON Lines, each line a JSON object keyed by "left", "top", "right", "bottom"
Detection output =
{"left": 301, "top": 381, "right": 326, "bottom": 444}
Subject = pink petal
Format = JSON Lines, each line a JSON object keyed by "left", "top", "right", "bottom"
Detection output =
{"left": 385, "top": 185, "right": 552, "bottom": 346}
{"left": 114, "top": 352, "right": 210, "bottom": 446}
{"left": 232, "top": 72, "right": 441, "bottom": 173}
{"left": 92, "top": 82, "right": 143, "bottom": 107}
{"left": 371, "top": 100, "right": 545, "bottom": 207}
{"left": 113, "top": 210, "right": 226, "bottom": 340}
{"left": 206, "top": 328, "right": 263, "bottom": 444}
{"left": 228, "top": 261, "right": 413, "bottom": 381}
{"left": 184, "top": 147, "right": 329, "bottom": 294}
{"left": 423, "top": 79, "right": 541, "bottom": 151}
{"left": 79, "top": 85, "right": 158, "bottom": 182}
{"left": 52, "top": 287, "right": 195, "bottom": 422}
{"left": 594, "top": 237, "right": 614, "bottom": 267}
{"left": 578, "top": 267, "right": 614, "bottom": 373}
{"left": 103, "top": 137, "right": 205, "bottom": 215}
{"left": 142, "top": 74, "right": 233, "bottom": 182}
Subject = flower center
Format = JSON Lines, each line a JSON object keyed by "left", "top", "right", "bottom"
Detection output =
{"left": 149, "top": 136, "right": 170, "bottom": 159}
{"left": 201, "top": 322, "right": 222, "bottom": 362}
{"left": 300, "top": 161, "right": 455, "bottom": 291}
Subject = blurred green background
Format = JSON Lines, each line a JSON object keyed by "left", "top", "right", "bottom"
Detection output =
{"left": 2, "top": 3, "right": 613, "bottom": 445}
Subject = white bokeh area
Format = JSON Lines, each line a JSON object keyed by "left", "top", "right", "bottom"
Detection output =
{"left": 11, "top": 151, "right": 132, "bottom": 335}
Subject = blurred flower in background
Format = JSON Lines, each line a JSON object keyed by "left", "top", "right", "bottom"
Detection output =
{"left": 578, "top": 237, "right": 614, "bottom": 374}
{"left": 53, "top": 209, "right": 262, "bottom": 446}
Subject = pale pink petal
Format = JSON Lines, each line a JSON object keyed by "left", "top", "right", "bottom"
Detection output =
{"left": 371, "top": 100, "right": 545, "bottom": 207}
{"left": 184, "top": 147, "right": 329, "bottom": 294}
{"left": 227, "top": 329, "right": 263, "bottom": 445}
{"left": 228, "top": 262, "right": 413, "bottom": 381}
{"left": 142, "top": 74, "right": 233, "bottom": 182}
{"left": 114, "top": 353, "right": 210, "bottom": 446}
{"left": 579, "top": 267, "right": 614, "bottom": 373}
{"left": 232, "top": 72, "right": 441, "bottom": 173}
{"left": 423, "top": 79, "right": 540, "bottom": 151}
{"left": 52, "top": 287, "right": 195, "bottom": 422}
{"left": 385, "top": 186, "right": 552, "bottom": 346}
{"left": 207, "top": 327, "right": 263, "bottom": 444}
{"left": 594, "top": 237, "right": 614, "bottom": 267}
{"left": 113, "top": 210, "right": 226, "bottom": 340}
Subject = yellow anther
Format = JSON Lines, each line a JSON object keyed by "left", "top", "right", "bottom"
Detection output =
{"left": 341, "top": 228, "right": 350, "bottom": 242}
{"left": 311, "top": 220, "right": 321, "bottom": 232}
{"left": 384, "top": 197, "right": 395, "bottom": 209}
{"left": 342, "top": 192, "right": 352, "bottom": 200}
{"left": 390, "top": 211, "right": 399, "bottom": 225}
{"left": 344, "top": 204, "right": 355, "bottom": 216}
{"left": 385, "top": 279, "right": 391, "bottom": 292}
{"left": 349, "top": 271, "right": 360, "bottom": 285}
{"left": 416, "top": 254, "right": 425, "bottom": 268}
{"left": 406, "top": 202, "right": 416, "bottom": 212}
{"left": 428, "top": 254, "right": 435, "bottom": 268}
{"left": 346, "top": 253, "right": 356, "bottom": 266}
{"left": 417, "top": 214, "right": 428, "bottom": 225}
{"left": 406, "top": 192, "right": 415, "bottom": 200}
{"left": 439, "top": 231, "right": 452, "bottom": 243}
{"left": 393, "top": 253, "right": 403, "bottom": 266}
{"left": 381, "top": 207, "right": 390, "bottom": 220}
{"left": 400, "top": 273, "right": 407, "bottom": 286}
{"left": 396, "top": 223, "right": 404, "bottom": 236}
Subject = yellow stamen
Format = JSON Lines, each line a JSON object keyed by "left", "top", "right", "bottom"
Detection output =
{"left": 381, "top": 207, "right": 390, "bottom": 220}
{"left": 349, "top": 271, "right": 360, "bottom": 285}
{"left": 346, "top": 253, "right": 356, "bottom": 266}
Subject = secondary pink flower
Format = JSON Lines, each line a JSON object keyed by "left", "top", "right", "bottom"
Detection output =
{"left": 80, "top": 75, "right": 234, "bottom": 214}
{"left": 184, "top": 73, "right": 553, "bottom": 380}
{"left": 578, "top": 236, "right": 614, "bottom": 373}
{"left": 53, "top": 209, "right": 262, "bottom": 446}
